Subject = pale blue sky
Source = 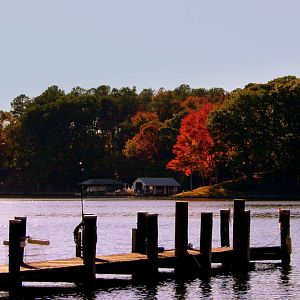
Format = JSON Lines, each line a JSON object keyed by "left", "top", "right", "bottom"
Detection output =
{"left": 1, "top": 0, "right": 299, "bottom": 111}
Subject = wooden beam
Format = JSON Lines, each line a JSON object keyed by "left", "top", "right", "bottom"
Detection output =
{"left": 14, "top": 217, "right": 27, "bottom": 264}
{"left": 175, "top": 201, "right": 188, "bottom": 257}
{"left": 279, "top": 209, "right": 291, "bottom": 266}
{"left": 233, "top": 199, "right": 245, "bottom": 251}
{"left": 82, "top": 215, "right": 97, "bottom": 284}
{"left": 200, "top": 212, "right": 213, "bottom": 272}
{"left": 146, "top": 213, "right": 158, "bottom": 276}
{"left": 9, "top": 219, "right": 23, "bottom": 297}
{"left": 233, "top": 200, "right": 251, "bottom": 270}
{"left": 136, "top": 212, "right": 148, "bottom": 254}
{"left": 220, "top": 209, "right": 230, "bottom": 247}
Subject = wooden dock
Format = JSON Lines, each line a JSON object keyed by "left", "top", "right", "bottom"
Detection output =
{"left": 0, "top": 199, "right": 291, "bottom": 297}
{"left": 0, "top": 246, "right": 282, "bottom": 282}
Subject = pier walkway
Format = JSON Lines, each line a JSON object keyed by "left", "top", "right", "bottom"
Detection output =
{"left": 0, "top": 246, "right": 282, "bottom": 283}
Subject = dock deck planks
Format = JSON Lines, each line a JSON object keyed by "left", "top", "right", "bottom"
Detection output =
{"left": 0, "top": 248, "right": 230, "bottom": 278}
{"left": 0, "top": 246, "right": 281, "bottom": 284}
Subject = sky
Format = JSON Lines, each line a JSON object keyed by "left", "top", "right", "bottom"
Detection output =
{"left": 0, "top": 0, "right": 299, "bottom": 111}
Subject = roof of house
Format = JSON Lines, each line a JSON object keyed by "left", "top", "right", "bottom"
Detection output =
{"left": 79, "top": 179, "right": 121, "bottom": 186}
{"left": 134, "top": 177, "right": 181, "bottom": 187}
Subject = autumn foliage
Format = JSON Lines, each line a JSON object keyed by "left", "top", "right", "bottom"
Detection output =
{"left": 124, "top": 123, "right": 160, "bottom": 161}
{"left": 131, "top": 111, "right": 159, "bottom": 129}
{"left": 2, "top": 77, "right": 299, "bottom": 193}
{"left": 167, "top": 102, "right": 217, "bottom": 180}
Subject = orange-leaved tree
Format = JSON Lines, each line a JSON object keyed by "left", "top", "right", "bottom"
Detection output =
{"left": 167, "top": 102, "right": 218, "bottom": 185}
{"left": 123, "top": 123, "right": 160, "bottom": 161}
{"left": 131, "top": 111, "right": 159, "bottom": 130}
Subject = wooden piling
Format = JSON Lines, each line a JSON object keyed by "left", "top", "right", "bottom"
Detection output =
{"left": 146, "top": 213, "right": 158, "bottom": 275}
{"left": 75, "top": 230, "right": 82, "bottom": 258}
{"left": 220, "top": 209, "right": 230, "bottom": 247}
{"left": 241, "top": 210, "right": 251, "bottom": 268}
{"left": 9, "top": 219, "right": 23, "bottom": 297}
{"left": 279, "top": 209, "right": 291, "bottom": 265}
{"left": 146, "top": 214, "right": 158, "bottom": 260}
{"left": 14, "top": 216, "right": 27, "bottom": 264}
{"left": 174, "top": 201, "right": 188, "bottom": 275}
{"left": 233, "top": 200, "right": 251, "bottom": 270}
{"left": 200, "top": 212, "right": 213, "bottom": 272}
{"left": 136, "top": 212, "right": 148, "bottom": 254}
{"left": 82, "top": 215, "right": 97, "bottom": 283}
{"left": 233, "top": 210, "right": 251, "bottom": 270}
{"left": 175, "top": 201, "right": 188, "bottom": 257}
{"left": 233, "top": 199, "right": 245, "bottom": 251}
{"left": 131, "top": 228, "right": 137, "bottom": 253}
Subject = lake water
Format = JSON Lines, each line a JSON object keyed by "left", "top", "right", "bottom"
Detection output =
{"left": 0, "top": 198, "right": 299, "bottom": 299}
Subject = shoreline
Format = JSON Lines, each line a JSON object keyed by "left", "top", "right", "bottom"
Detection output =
{"left": 172, "top": 194, "right": 300, "bottom": 201}
{"left": 0, "top": 192, "right": 299, "bottom": 201}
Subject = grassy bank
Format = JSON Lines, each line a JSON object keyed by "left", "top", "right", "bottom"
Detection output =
{"left": 174, "top": 179, "right": 300, "bottom": 200}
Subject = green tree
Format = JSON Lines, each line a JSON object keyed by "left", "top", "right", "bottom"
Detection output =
{"left": 173, "top": 84, "right": 192, "bottom": 100}
{"left": 10, "top": 94, "right": 32, "bottom": 118}
{"left": 208, "top": 76, "right": 300, "bottom": 189}
{"left": 137, "top": 88, "right": 154, "bottom": 110}
{"left": 34, "top": 85, "right": 65, "bottom": 105}
{"left": 149, "top": 88, "right": 181, "bottom": 121}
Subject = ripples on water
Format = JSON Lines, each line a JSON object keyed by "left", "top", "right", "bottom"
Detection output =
{"left": 0, "top": 199, "right": 299, "bottom": 299}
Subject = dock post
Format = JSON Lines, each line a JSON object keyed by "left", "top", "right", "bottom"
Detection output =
{"left": 241, "top": 210, "right": 251, "bottom": 268}
{"left": 82, "top": 215, "right": 97, "bottom": 284}
{"left": 131, "top": 228, "right": 137, "bottom": 253}
{"left": 175, "top": 201, "right": 188, "bottom": 274}
{"left": 175, "top": 201, "right": 188, "bottom": 257}
{"left": 279, "top": 209, "right": 291, "bottom": 266}
{"left": 220, "top": 210, "right": 230, "bottom": 247}
{"left": 9, "top": 219, "right": 23, "bottom": 297}
{"left": 146, "top": 214, "right": 158, "bottom": 275}
{"left": 14, "top": 217, "right": 27, "bottom": 264}
{"left": 136, "top": 212, "right": 148, "bottom": 254}
{"left": 233, "top": 199, "right": 245, "bottom": 250}
{"left": 75, "top": 230, "right": 82, "bottom": 258}
{"left": 233, "top": 199, "right": 250, "bottom": 270}
{"left": 200, "top": 212, "right": 213, "bottom": 273}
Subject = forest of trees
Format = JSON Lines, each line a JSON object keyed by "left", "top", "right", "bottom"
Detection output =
{"left": 0, "top": 76, "right": 299, "bottom": 194}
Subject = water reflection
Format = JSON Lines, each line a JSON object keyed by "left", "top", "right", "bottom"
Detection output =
{"left": 232, "top": 271, "right": 251, "bottom": 297}
{"left": 144, "top": 282, "right": 158, "bottom": 300}
{"left": 199, "top": 277, "right": 212, "bottom": 298}
{"left": 280, "top": 265, "right": 291, "bottom": 285}
{"left": 78, "top": 287, "right": 97, "bottom": 300}
{"left": 174, "top": 279, "right": 187, "bottom": 300}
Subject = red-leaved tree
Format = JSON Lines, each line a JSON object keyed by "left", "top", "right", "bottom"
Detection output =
{"left": 167, "top": 102, "right": 218, "bottom": 184}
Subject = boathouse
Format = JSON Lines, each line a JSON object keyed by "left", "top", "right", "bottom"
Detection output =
{"left": 132, "top": 177, "right": 181, "bottom": 196}
{"left": 79, "top": 179, "right": 122, "bottom": 196}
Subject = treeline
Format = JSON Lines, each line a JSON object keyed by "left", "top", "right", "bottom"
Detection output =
{"left": 0, "top": 84, "right": 224, "bottom": 192}
{"left": 208, "top": 76, "right": 300, "bottom": 192}
{"left": 0, "top": 76, "right": 299, "bottom": 194}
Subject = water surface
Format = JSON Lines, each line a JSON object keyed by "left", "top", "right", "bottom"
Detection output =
{"left": 0, "top": 198, "right": 299, "bottom": 299}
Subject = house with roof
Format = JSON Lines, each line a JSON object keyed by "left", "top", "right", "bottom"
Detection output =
{"left": 132, "top": 177, "right": 181, "bottom": 196}
{"left": 79, "top": 179, "right": 123, "bottom": 196}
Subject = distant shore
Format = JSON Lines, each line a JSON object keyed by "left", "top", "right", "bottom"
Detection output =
{"left": 172, "top": 194, "right": 300, "bottom": 201}
{"left": 0, "top": 192, "right": 135, "bottom": 199}
{"left": 0, "top": 192, "right": 299, "bottom": 201}
{"left": 1, "top": 178, "right": 299, "bottom": 200}
{"left": 172, "top": 179, "right": 300, "bottom": 201}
